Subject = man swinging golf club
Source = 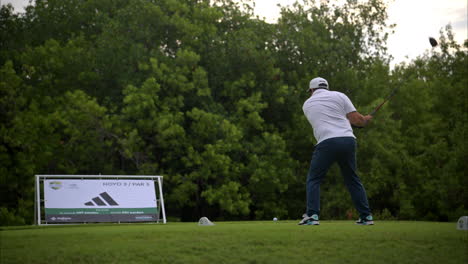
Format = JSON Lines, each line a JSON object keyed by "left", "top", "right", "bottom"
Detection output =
{"left": 299, "top": 77, "right": 374, "bottom": 226}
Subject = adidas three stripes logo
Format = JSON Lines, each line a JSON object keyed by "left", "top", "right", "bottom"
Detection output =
{"left": 84, "top": 192, "right": 119, "bottom": 206}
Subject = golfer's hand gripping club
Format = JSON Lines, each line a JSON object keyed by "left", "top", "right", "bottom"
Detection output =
{"left": 348, "top": 112, "right": 372, "bottom": 129}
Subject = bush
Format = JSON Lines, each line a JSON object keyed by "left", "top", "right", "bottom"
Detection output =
{"left": 0, "top": 207, "right": 25, "bottom": 226}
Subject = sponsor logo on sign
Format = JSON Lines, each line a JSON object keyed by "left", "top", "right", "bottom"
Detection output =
{"left": 84, "top": 192, "right": 119, "bottom": 206}
{"left": 135, "top": 216, "right": 153, "bottom": 220}
{"left": 49, "top": 181, "right": 62, "bottom": 190}
{"left": 51, "top": 216, "right": 72, "bottom": 221}
{"left": 67, "top": 183, "right": 79, "bottom": 189}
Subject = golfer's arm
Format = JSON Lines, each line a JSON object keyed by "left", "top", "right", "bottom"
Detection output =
{"left": 347, "top": 111, "right": 371, "bottom": 127}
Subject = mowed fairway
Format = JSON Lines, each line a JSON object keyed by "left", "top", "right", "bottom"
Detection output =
{"left": 1, "top": 221, "right": 466, "bottom": 264}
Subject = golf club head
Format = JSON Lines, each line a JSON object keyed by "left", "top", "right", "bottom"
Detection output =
{"left": 429, "top": 37, "right": 438, "bottom": 47}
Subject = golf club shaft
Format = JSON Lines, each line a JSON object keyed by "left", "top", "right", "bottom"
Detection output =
{"left": 369, "top": 99, "right": 389, "bottom": 116}
{"left": 369, "top": 86, "right": 398, "bottom": 116}
{"left": 352, "top": 85, "right": 398, "bottom": 129}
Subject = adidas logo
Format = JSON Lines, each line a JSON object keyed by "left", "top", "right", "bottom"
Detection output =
{"left": 85, "top": 192, "right": 119, "bottom": 206}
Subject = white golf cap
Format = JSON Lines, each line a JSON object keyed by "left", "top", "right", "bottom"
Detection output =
{"left": 309, "top": 77, "right": 329, "bottom": 91}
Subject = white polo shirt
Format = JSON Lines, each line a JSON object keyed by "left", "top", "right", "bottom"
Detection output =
{"left": 302, "top": 89, "right": 356, "bottom": 144}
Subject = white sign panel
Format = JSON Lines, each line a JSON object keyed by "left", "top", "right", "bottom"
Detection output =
{"left": 44, "top": 179, "right": 158, "bottom": 223}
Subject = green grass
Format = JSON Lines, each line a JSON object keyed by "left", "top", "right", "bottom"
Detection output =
{"left": 1, "top": 221, "right": 467, "bottom": 264}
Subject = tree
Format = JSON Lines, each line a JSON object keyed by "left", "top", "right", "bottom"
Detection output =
{"left": 2, "top": 0, "right": 466, "bottom": 225}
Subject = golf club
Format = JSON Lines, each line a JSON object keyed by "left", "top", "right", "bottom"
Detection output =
{"left": 356, "top": 37, "right": 437, "bottom": 127}
{"left": 368, "top": 85, "right": 398, "bottom": 116}
{"left": 429, "top": 37, "right": 438, "bottom": 47}
{"left": 352, "top": 84, "right": 399, "bottom": 129}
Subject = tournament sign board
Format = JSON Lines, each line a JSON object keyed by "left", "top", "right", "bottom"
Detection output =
{"left": 35, "top": 175, "right": 166, "bottom": 225}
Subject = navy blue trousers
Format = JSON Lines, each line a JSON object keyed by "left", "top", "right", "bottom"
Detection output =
{"left": 306, "top": 137, "right": 372, "bottom": 219}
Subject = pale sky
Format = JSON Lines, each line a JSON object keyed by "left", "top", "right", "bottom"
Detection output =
{"left": 252, "top": 0, "right": 467, "bottom": 67}
{"left": 2, "top": 0, "right": 467, "bottom": 67}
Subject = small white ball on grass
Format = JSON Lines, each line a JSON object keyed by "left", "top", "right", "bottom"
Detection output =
{"left": 273, "top": 217, "right": 278, "bottom": 221}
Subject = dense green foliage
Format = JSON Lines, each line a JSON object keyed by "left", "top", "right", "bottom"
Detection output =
{"left": 1, "top": 221, "right": 466, "bottom": 264}
{"left": 1, "top": 0, "right": 466, "bottom": 225}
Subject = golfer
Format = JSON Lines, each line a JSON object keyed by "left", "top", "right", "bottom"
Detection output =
{"left": 298, "top": 77, "right": 374, "bottom": 226}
